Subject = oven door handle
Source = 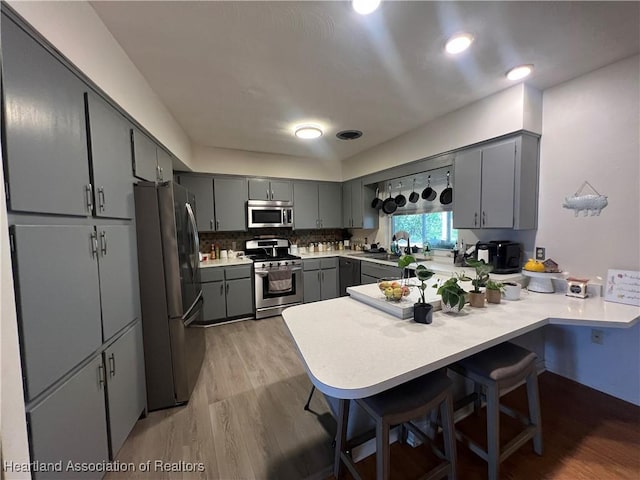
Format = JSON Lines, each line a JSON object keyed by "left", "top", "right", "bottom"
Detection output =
{"left": 255, "top": 266, "right": 302, "bottom": 276}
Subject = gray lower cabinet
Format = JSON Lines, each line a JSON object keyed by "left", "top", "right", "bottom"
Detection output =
{"left": 303, "top": 258, "right": 338, "bottom": 303}
{"left": 28, "top": 356, "right": 109, "bottom": 480}
{"left": 132, "top": 128, "right": 158, "bottom": 182}
{"left": 360, "top": 261, "right": 401, "bottom": 284}
{"left": 214, "top": 177, "right": 248, "bottom": 231}
{"left": 293, "top": 181, "right": 342, "bottom": 229}
{"left": 86, "top": 92, "right": 135, "bottom": 220}
{"left": 177, "top": 175, "right": 215, "bottom": 232}
{"left": 201, "top": 265, "right": 253, "bottom": 323}
{"left": 2, "top": 16, "right": 90, "bottom": 217}
{"left": 248, "top": 178, "right": 291, "bottom": 202}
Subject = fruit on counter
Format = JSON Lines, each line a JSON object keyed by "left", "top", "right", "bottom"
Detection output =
{"left": 393, "top": 287, "right": 403, "bottom": 299}
{"left": 524, "top": 258, "right": 545, "bottom": 272}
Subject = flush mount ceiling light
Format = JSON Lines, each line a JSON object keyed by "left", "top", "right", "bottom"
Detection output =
{"left": 445, "top": 33, "right": 474, "bottom": 54}
{"left": 352, "top": 0, "right": 381, "bottom": 15}
{"left": 506, "top": 64, "right": 534, "bottom": 81}
{"left": 294, "top": 125, "right": 323, "bottom": 139}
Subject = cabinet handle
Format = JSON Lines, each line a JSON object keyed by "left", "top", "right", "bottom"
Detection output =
{"left": 226, "top": 283, "right": 230, "bottom": 295}
{"left": 108, "top": 353, "right": 116, "bottom": 377}
{"left": 482, "top": 211, "right": 486, "bottom": 226}
{"left": 317, "top": 271, "right": 321, "bottom": 282}
{"left": 210, "top": 219, "right": 214, "bottom": 230}
{"left": 220, "top": 284, "right": 224, "bottom": 295}
{"left": 156, "top": 165, "right": 162, "bottom": 182}
{"left": 266, "top": 188, "right": 270, "bottom": 200}
{"left": 100, "top": 231, "right": 107, "bottom": 256}
{"left": 97, "top": 187, "right": 106, "bottom": 212}
{"left": 85, "top": 184, "right": 94, "bottom": 213}
{"left": 474, "top": 212, "right": 478, "bottom": 227}
{"left": 90, "top": 231, "right": 98, "bottom": 258}
{"left": 98, "top": 363, "right": 105, "bottom": 387}
{"left": 216, "top": 220, "right": 220, "bottom": 230}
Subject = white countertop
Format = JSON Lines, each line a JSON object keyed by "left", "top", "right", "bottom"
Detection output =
{"left": 200, "top": 257, "right": 253, "bottom": 268}
{"left": 283, "top": 292, "right": 639, "bottom": 399}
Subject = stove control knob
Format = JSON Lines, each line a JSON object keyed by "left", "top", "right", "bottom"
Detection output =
{"left": 284, "top": 261, "right": 289, "bottom": 266}
{"left": 269, "top": 263, "right": 274, "bottom": 268}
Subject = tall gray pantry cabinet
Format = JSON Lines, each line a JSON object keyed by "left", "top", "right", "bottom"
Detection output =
{"left": 2, "top": 9, "right": 146, "bottom": 479}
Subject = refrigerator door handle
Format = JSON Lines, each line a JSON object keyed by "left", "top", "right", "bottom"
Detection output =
{"left": 185, "top": 202, "right": 200, "bottom": 275}
{"left": 183, "top": 290, "right": 203, "bottom": 324}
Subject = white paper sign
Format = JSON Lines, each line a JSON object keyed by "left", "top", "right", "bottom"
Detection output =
{"left": 605, "top": 270, "right": 640, "bottom": 306}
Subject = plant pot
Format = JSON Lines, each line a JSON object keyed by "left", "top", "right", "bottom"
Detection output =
{"left": 440, "top": 302, "right": 461, "bottom": 313}
{"left": 469, "top": 291, "right": 486, "bottom": 308}
{"left": 486, "top": 289, "right": 502, "bottom": 304}
{"left": 413, "top": 302, "right": 433, "bottom": 324}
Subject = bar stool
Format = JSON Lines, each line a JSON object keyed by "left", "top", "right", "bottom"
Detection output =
{"left": 450, "top": 342, "right": 542, "bottom": 480}
{"left": 334, "top": 369, "right": 457, "bottom": 480}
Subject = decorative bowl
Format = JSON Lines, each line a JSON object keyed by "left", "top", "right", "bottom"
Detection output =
{"left": 377, "top": 278, "right": 412, "bottom": 302}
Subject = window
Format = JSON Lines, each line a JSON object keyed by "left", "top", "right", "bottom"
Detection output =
{"left": 391, "top": 212, "right": 458, "bottom": 250}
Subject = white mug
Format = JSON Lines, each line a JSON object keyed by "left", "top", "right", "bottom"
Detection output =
{"left": 503, "top": 282, "right": 521, "bottom": 301}
{"left": 220, "top": 250, "right": 228, "bottom": 259}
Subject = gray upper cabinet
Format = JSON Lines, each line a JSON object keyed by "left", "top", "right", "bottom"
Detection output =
{"left": 2, "top": 17, "right": 90, "bottom": 217}
{"left": 97, "top": 225, "right": 141, "bottom": 341}
{"left": 156, "top": 148, "right": 173, "bottom": 183}
{"left": 293, "top": 181, "right": 342, "bottom": 229}
{"left": 248, "top": 178, "right": 291, "bottom": 201}
{"left": 28, "top": 355, "right": 109, "bottom": 480}
{"left": 342, "top": 180, "right": 379, "bottom": 229}
{"left": 132, "top": 128, "right": 158, "bottom": 182}
{"left": 453, "top": 135, "right": 539, "bottom": 230}
{"left": 12, "top": 225, "right": 102, "bottom": 400}
{"left": 105, "top": 321, "right": 146, "bottom": 458}
{"left": 214, "top": 177, "right": 247, "bottom": 231}
{"left": 178, "top": 175, "right": 215, "bottom": 232}
{"left": 86, "top": 92, "right": 135, "bottom": 219}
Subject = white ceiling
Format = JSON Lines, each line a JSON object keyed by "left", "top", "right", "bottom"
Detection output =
{"left": 90, "top": 1, "right": 639, "bottom": 162}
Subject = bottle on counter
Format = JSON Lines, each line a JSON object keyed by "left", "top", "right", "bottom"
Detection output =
{"left": 215, "top": 244, "right": 221, "bottom": 260}
{"left": 210, "top": 244, "right": 216, "bottom": 260}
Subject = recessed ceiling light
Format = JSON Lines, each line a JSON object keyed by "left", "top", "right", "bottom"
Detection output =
{"left": 352, "top": 0, "right": 381, "bottom": 15}
{"left": 445, "top": 33, "right": 473, "bottom": 55}
{"left": 506, "top": 64, "right": 534, "bottom": 81}
{"left": 294, "top": 125, "right": 323, "bottom": 139}
{"left": 336, "top": 130, "right": 363, "bottom": 140}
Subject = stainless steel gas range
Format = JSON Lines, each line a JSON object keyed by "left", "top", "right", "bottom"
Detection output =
{"left": 245, "top": 238, "right": 303, "bottom": 319}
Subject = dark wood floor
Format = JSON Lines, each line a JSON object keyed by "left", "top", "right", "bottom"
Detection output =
{"left": 107, "top": 316, "right": 639, "bottom": 480}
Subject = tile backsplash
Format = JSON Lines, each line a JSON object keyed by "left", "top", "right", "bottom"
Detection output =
{"left": 199, "top": 228, "right": 349, "bottom": 253}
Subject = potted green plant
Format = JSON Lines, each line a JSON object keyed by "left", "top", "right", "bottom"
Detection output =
{"left": 398, "top": 255, "right": 436, "bottom": 323}
{"left": 434, "top": 275, "right": 468, "bottom": 313}
{"left": 464, "top": 258, "right": 493, "bottom": 308}
{"left": 485, "top": 279, "right": 504, "bottom": 304}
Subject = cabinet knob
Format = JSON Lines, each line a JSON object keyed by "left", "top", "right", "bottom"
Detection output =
{"left": 482, "top": 211, "right": 486, "bottom": 226}
{"left": 474, "top": 212, "right": 478, "bottom": 227}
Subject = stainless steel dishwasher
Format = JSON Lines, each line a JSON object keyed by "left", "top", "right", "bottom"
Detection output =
{"left": 339, "top": 257, "right": 361, "bottom": 296}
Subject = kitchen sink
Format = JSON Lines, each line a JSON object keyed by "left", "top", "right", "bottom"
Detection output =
{"left": 362, "top": 252, "right": 398, "bottom": 261}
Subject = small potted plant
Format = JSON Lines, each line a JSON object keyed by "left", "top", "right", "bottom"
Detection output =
{"left": 465, "top": 258, "right": 493, "bottom": 308}
{"left": 413, "top": 265, "right": 436, "bottom": 323}
{"left": 434, "top": 275, "right": 468, "bottom": 313}
{"left": 485, "top": 279, "right": 504, "bottom": 304}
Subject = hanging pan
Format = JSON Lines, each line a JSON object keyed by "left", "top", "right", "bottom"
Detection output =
{"left": 440, "top": 171, "right": 453, "bottom": 205}
{"left": 371, "top": 187, "right": 383, "bottom": 210}
{"left": 382, "top": 184, "right": 397, "bottom": 214}
{"left": 395, "top": 182, "right": 407, "bottom": 207}
{"left": 421, "top": 175, "right": 437, "bottom": 201}
{"left": 409, "top": 179, "right": 420, "bottom": 203}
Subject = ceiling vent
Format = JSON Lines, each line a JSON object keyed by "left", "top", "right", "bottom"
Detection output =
{"left": 336, "top": 130, "right": 363, "bottom": 140}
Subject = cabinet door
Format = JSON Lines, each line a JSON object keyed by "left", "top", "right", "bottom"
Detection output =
{"left": 248, "top": 178, "right": 270, "bottom": 200}
{"left": 303, "top": 270, "right": 322, "bottom": 303}
{"left": 225, "top": 277, "right": 253, "bottom": 318}
{"left": 132, "top": 128, "right": 158, "bottom": 182}
{"left": 318, "top": 183, "right": 342, "bottom": 228}
{"left": 202, "top": 281, "right": 227, "bottom": 322}
{"left": 453, "top": 149, "right": 482, "bottom": 229}
{"left": 320, "top": 267, "right": 338, "bottom": 300}
{"left": 361, "top": 273, "right": 378, "bottom": 285}
{"left": 270, "top": 180, "right": 292, "bottom": 201}
{"left": 28, "top": 355, "right": 109, "bottom": 480}
{"left": 293, "top": 182, "right": 319, "bottom": 229}
{"left": 105, "top": 321, "right": 146, "bottom": 458}
{"left": 12, "top": 225, "right": 102, "bottom": 400}
{"left": 86, "top": 93, "right": 135, "bottom": 219}
{"left": 342, "top": 182, "right": 352, "bottom": 228}
{"left": 97, "top": 225, "right": 141, "bottom": 341}
{"left": 179, "top": 175, "right": 215, "bottom": 232}
{"left": 156, "top": 148, "right": 173, "bottom": 183}
{"left": 481, "top": 141, "right": 516, "bottom": 228}
{"left": 2, "top": 18, "right": 90, "bottom": 217}
{"left": 350, "top": 180, "right": 365, "bottom": 228}
{"left": 214, "top": 177, "right": 247, "bottom": 231}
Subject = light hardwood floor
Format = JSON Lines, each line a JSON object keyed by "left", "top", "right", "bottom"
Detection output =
{"left": 107, "top": 317, "right": 640, "bottom": 480}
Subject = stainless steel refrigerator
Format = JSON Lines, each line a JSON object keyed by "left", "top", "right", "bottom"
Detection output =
{"left": 134, "top": 181, "right": 205, "bottom": 411}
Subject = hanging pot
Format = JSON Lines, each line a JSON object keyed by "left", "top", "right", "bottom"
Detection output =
{"left": 371, "top": 187, "right": 383, "bottom": 210}
{"left": 440, "top": 171, "right": 453, "bottom": 205}
{"left": 395, "top": 182, "right": 407, "bottom": 207}
{"left": 382, "top": 184, "right": 397, "bottom": 214}
{"left": 409, "top": 179, "right": 420, "bottom": 203}
{"left": 421, "top": 175, "right": 437, "bottom": 201}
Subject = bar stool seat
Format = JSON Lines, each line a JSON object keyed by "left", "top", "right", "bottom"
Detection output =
{"left": 450, "top": 342, "right": 542, "bottom": 480}
{"left": 334, "top": 369, "right": 457, "bottom": 480}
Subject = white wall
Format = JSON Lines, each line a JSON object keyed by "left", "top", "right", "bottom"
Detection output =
{"left": 537, "top": 55, "right": 640, "bottom": 405}
{"left": 7, "top": 0, "right": 194, "bottom": 169}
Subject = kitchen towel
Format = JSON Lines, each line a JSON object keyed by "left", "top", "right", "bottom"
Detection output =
{"left": 268, "top": 268, "right": 293, "bottom": 293}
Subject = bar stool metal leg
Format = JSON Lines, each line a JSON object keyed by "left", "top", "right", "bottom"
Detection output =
{"left": 304, "top": 385, "right": 315, "bottom": 411}
{"left": 486, "top": 382, "right": 500, "bottom": 480}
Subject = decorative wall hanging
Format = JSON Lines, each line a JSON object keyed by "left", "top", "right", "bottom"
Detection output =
{"left": 562, "top": 180, "right": 608, "bottom": 216}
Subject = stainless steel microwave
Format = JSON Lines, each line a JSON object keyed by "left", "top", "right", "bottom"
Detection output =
{"left": 247, "top": 200, "right": 294, "bottom": 228}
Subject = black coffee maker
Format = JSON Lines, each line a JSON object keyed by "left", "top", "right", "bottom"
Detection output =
{"left": 475, "top": 241, "right": 522, "bottom": 274}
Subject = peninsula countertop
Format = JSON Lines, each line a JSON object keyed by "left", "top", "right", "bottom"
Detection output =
{"left": 282, "top": 292, "right": 639, "bottom": 400}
